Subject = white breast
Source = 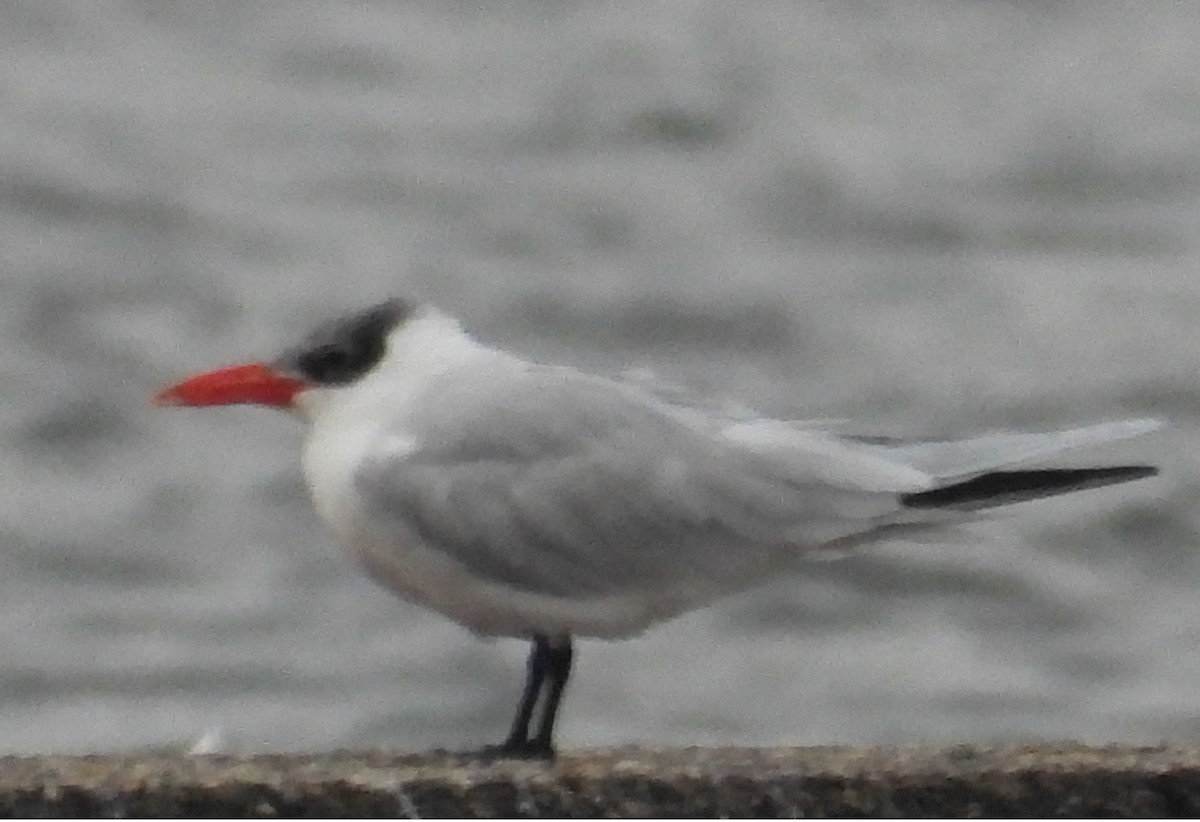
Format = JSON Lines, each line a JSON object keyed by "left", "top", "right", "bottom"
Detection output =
{"left": 303, "top": 421, "right": 679, "bottom": 638}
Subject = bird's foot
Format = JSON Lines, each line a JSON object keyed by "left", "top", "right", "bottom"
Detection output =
{"left": 475, "top": 736, "right": 556, "bottom": 762}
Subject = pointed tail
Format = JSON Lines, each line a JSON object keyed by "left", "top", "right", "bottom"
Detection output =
{"left": 901, "top": 465, "right": 1158, "bottom": 512}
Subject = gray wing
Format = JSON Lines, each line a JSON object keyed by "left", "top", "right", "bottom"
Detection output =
{"left": 355, "top": 364, "right": 918, "bottom": 600}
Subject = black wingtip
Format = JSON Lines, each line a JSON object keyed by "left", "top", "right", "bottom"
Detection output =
{"left": 901, "top": 465, "right": 1158, "bottom": 511}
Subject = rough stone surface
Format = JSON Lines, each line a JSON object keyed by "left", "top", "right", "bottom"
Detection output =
{"left": 0, "top": 744, "right": 1198, "bottom": 817}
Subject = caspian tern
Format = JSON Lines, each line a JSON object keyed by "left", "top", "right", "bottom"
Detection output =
{"left": 155, "top": 298, "right": 1161, "bottom": 757}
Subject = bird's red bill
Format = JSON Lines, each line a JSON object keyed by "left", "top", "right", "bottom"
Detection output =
{"left": 154, "top": 362, "right": 308, "bottom": 408}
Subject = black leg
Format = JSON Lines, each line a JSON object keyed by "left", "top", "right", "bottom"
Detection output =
{"left": 502, "top": 635, "right": 550, "bottom": 751}
{"left": 532, "top": 635, "right": 573, "bottom": 753}
{"left": 497, "top": 633, "right": 573, "bottom": 759}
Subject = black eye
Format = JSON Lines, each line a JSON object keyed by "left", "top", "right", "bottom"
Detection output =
{"left": 299, "top": 344, "right": 353, "bottom": 383}
{"left": 280, "top": 298, "right": 409, "bottom": 386}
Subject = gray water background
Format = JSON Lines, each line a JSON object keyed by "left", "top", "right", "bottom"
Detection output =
{"left": 2, "top": 0, "right": 1198, "bottom": 754}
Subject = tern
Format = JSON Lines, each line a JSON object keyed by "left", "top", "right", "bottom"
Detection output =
{"left": 155, "top": 298, "right": 1161, "bottom": 757}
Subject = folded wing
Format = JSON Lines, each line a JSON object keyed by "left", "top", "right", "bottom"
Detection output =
{"left": 354, "top": 366, "right": 926, "bottom": 601}
{"left": 355, "top": 363, "right": 1160, "bottom": 600}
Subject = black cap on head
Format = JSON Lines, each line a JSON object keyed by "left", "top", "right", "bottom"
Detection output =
{"left": 275, "top": 298, "right": 415, "bottom": 386}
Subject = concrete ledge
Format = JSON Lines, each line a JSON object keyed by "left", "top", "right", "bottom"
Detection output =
{"left": 0, "top": 744, "right": 1198, "bottom": 817}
